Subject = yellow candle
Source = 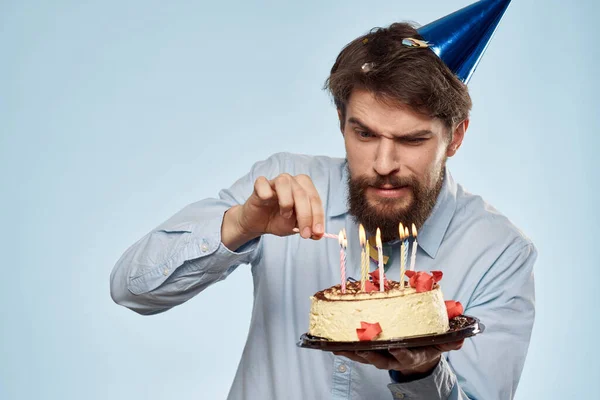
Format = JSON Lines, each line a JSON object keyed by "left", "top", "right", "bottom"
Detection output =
{"left": 359, "top": 224, "right": 367, "bottom": 292}
{"left": 409, "top": 223, "right": 418, "bottom": 272}
{"left": 376, "top": 228, "right": 384, "bottom": 292}
{"left": 366, "top": 235, "right": 370, "bottom": 273}
{"left": 399, "top": 223, "right": 406, "bottom": 290}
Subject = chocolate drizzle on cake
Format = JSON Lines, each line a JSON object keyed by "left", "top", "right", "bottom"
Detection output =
{"left": 449, "top": 316, "right": 469, "bottom": 330}
{"left": 313, "top": 280, "right": 441, "bottom": 301}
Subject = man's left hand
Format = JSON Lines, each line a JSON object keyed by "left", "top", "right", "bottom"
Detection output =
{"left": 333, "top": 340, "right": 463, "bottom": 378}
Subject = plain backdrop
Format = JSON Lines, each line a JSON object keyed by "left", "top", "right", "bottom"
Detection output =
{"left": 1, "top": 0, "right": 599, "bottom": 399}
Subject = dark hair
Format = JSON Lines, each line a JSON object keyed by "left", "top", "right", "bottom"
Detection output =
{"left": 325, "top": 22, "right": 472, "bottom": 132}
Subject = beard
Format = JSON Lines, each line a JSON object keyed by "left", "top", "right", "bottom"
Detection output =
{"left": 346, "top": 163, "right": 445, "bottom": 242}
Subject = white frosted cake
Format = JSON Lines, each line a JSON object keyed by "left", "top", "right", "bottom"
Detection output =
{"left": 308, "top": 272, "right": 458, "bottom": 342}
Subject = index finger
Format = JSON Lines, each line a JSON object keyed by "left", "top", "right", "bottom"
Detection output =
{"left": 295, "top": 174, "right": 325, "bottom": 237}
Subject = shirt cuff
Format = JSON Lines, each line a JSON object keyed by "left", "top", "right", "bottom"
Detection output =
{"left": 387, "top": 357, "right": 456, "bottom": 399}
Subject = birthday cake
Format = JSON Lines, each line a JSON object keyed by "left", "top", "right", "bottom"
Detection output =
{"left": 308, "top": 270, "right": 463, "bottom": 341}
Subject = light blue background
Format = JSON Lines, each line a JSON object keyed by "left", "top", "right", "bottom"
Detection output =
{"left": 1, "top": 0, "right": 598, "bottom": 399}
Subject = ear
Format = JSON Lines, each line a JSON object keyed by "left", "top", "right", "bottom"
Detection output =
{"left": 446, "top": 119, "right": 469, "bottom": 157}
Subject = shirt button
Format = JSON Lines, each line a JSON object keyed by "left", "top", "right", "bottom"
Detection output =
{"left": 200, "top": 242, "right": 209, "bottom": 252}
{"left": 162, "top": 268, "right": 169, "bottom": 276}
{"left": 337, "top": 364, "right": 347, "bottom": 373}
{"left": 394, "top": 393, "right": 404, "bottom": 399}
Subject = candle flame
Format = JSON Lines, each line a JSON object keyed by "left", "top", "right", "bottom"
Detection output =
{"left": 412, "top": 223, "right": 418, "bottom": 237}
{"left": 338, "top": 229, "right": 344, "bottom": 245}
{"left": 376, "top": 227, "right": 382, "bottom": 248}
{"left": 359, "top": 224, "right": 366, "bottom": 246}
{"left": 399, "top": 223, "right": 405, "bottom": 240}
{"left": 342, "top": 228, "right": 348, "bottom": 248}
{"left": 405, "top": 226, "right": 409, "bottom": 238}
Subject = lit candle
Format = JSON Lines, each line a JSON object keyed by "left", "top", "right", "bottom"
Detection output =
{"left": 399, "top": 223, "right": 406, "bottom": 290}
{"left": 409, "top": 223, "right": 418, "bottom": 272}
{"left": 359, "top": 224, "right": 367, "bottom": 292}
{"left": 366, "top": 232, "right": 370, "bottom": 273}
{"left": 343, "top": 230, "right": 348, "bottom": 292}
{"left": 338, "top": 230, "right": 346, "bottom": 293}
{"left": 404, "top": 226, "right": 409, "bottom": 274}
{"left": 376, "top": 228, "right": 384, "bottom": 292}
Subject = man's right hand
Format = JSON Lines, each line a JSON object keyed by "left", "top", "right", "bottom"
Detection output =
{"left": 221, "top": 174, "right": 325, "bottom": 251}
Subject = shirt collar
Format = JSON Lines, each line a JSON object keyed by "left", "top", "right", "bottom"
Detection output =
{"left": 418, "top": 167, "right": 457, "bottom": 259}
{"left": 327, "top": 161, "right": 457, "bottom": 259}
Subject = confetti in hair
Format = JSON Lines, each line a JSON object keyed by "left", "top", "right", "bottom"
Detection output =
{"left": 401, "top": 37, "right": 430, "bottom": 48}
{"left": 361, "top": 62, "right": 375, "bottom": 73}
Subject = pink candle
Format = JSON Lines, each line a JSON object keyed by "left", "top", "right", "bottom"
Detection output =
{"left": 338, "top": 230, "right": 346, "bottom": 293}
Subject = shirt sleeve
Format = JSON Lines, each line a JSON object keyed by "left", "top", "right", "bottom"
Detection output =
{"left": 388, "top": 357, "right": 456, "bottom": 399}
{"left": 109, "top": 153, "right": 286, "bottom": 315}
{"left": 387, "top": 241, "right": 537, "bottom": 399}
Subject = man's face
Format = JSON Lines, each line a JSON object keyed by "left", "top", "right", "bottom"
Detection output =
{"left": 342, "top": 89, "right": 465, "bottom": 241}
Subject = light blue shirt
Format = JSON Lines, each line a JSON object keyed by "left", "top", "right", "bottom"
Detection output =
{"left": 110, "top": 152, "right": 536, "bottom": 400}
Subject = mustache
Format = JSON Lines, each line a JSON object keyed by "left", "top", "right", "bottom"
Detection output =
{"left": 354, "top": 174, "right": 418, "bottom": 189}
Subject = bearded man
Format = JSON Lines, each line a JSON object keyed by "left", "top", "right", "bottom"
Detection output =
{"left": 110, "top": 2, "right": 536, "bottom": 399}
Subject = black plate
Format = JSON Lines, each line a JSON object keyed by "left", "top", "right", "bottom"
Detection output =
{"left": 297, "top": 315, "right": 484, "bottom": 351}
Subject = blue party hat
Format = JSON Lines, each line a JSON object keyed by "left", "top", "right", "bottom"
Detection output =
{"left": 411, "top": 0, "right": 512, "bottom": 84}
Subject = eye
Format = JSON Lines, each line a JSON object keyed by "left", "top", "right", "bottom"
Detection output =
{"left": 406, "top": 138, "right": 427, "bottom": 145}
{"left": 356, "top": 130, "right": 375, "bottom": 140}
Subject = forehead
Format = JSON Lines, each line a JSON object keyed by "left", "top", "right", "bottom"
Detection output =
{"left": 345, "top": 89, "right": 444, "bottom": 135}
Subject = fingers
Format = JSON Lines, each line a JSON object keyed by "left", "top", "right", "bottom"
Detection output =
{"left": 290, "top": 179, "right": 313, "bottom": 238}
{"left": 270, "top": 174, "right": 295, "bottom": 219}
{"left": 332, "top": 351, "right": 366, "bottom": 363}
{"left": 295, "top": 174, "right": 325, "bottom": 237}
{"left": 270, "top": 173, "right": 324, "bottom": 239}
{"left": 388, "top": 348, "right": 414, "bottom": 365}
{"left": 335, "top": 345, "right": 454, "bottom": 373}
{"left": 253, "top": 176, "right": 275, "bottom": 203}
{"left": 333, "top": 351, "right": 397, "bottom": 370}
{"left": 356, "top": 351, "right": 397, "bottom": 370}
{"left": 389, "top": 347, "right": 434, "bottom": 370}
{"left": 435, "top": 339, "right": 464, "bottom": 352}
{"left": 389, "top": 346, "right": 442, "bottom": 373}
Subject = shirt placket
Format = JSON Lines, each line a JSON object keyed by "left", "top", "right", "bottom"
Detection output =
{"left": 331, "top": 356, "right": 352, "bottom": 399}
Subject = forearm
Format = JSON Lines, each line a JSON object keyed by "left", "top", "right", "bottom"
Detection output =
{"left": 109, "top": 153, "right": 292, "bottom": 315}
{"left": 388, "top": 243, "right": 537, "bottom": 399}
{"left": 110, "top": 203, "right": 261, "bottom": 315}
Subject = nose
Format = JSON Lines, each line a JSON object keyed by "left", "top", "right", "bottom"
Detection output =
{"left": 373, "top": 138, "right": 399, "bottom": 176}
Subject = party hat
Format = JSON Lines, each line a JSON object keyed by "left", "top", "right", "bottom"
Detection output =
{"left": 411, "top": 0, "right": 512, "bottom": 84}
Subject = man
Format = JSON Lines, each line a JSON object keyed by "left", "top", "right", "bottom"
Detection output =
{"left": 111, "top": 2, "right": 535, "bottom": 399}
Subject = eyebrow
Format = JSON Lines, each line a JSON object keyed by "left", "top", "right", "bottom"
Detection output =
{"left": 347, "top": 117, "right": 434, "bottom": 139}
